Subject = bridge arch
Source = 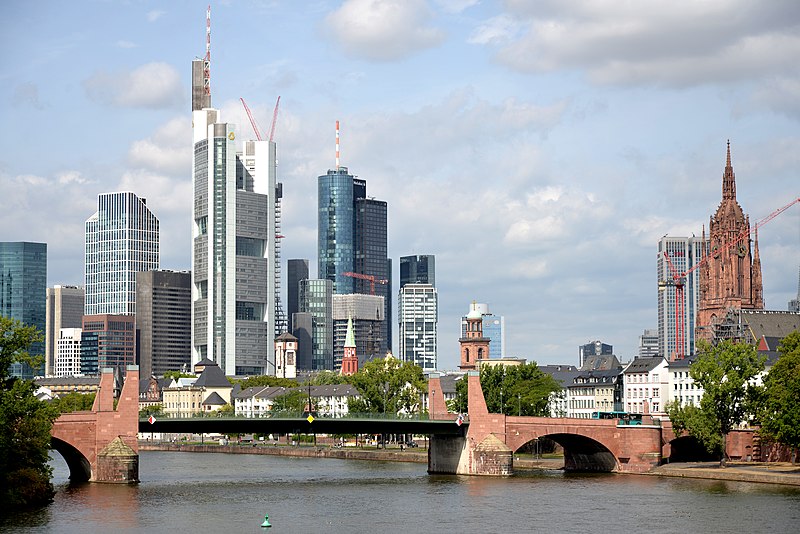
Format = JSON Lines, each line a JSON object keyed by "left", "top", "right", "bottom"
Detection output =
{"left": 513, "top": 432, "right": 618, "bottom": 472}
{"left": 666, "top": 435, "right": 719, "bottom": 463}
{"left": 50, "top": 437, "right": 92, "bottom": 482}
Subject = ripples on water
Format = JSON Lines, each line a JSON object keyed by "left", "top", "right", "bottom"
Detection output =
{"left": 1, "top": 451, "right": 798, "bottom": 534}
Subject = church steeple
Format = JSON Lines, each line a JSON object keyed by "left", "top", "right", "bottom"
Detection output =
{"left": 752, "top": 228, "right": 764, "bottom": 307}
{"left": 722, "top": 139, "right": 736, "bottom": 201}
{"left": 341, "top": 316, "right": 358, "bottom": 376}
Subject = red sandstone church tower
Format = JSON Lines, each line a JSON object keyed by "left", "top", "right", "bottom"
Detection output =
{"left": 696, "top": 141, "right": 764, "bottom": 341}
{"left": 459, "top": 302, "right": 490, "bottom": 371}
{"left": 340, "top": 317, "right": 359, "bottom": 376}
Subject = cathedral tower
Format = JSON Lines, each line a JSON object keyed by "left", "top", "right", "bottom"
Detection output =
{"left": 696, "top": 141, "right": 764, "bottom": 341}
{"left": 459, "top": 301, "right": 490, "bottom": 371}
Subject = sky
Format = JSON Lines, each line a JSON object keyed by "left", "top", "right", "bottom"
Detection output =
{"left": 1, "top": 0, "right": 798, "bottom": 371}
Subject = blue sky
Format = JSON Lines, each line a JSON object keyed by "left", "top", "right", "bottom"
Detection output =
{"left": 1, "top": 1, "right": 798, "bottom": 370}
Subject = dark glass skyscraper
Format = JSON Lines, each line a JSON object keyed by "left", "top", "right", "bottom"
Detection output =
{"left": 286, "top": 259, "right": 309, "bottom": 332}
{"left": 400, "top": 255, "right": 435, "bottom": 288}
{"left": 0, "top": 242, "right": 47, "bottom": 379}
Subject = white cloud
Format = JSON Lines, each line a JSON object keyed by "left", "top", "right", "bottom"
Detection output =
{"left": 468, "top": 14, "right": 521, "bottom": 45}
{"left": 747, "top": 77, "right": 800, "bottom": 120}
{"left": 83, "top": 62, "right": 183, "bottom": 109}
{"left": 116, "top": 40, "right": 137, "bottom": 49}
{"left": 485, "top": 1, "right": 800, "bottom": 88}
{"left": 434, "top": 0, "right": 480, "bottom": 14}
{"left": 127, "top": 117, "right": 191, "bottom": 175}
{"left": 147, "top": 10, "right": 166, "bottom": 23}
{"left": 324, "top": 0, "right": 445, "bottom": 61}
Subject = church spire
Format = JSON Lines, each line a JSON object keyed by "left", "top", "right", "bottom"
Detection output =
{"left": 722, "top": 139, "right": 736, "bottom": 201}
{"left": 752, "top": 228, "right": 764, "bottom": 307}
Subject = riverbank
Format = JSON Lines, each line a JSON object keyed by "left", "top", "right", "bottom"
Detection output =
{"left": 139, "top": 443, "right": 800, "bottom": 486}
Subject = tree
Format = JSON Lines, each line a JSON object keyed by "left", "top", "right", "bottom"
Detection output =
{"left": 758, "top": 330, "right": 800, "bottom": 463}
{"left": 348, "top": 357, "right": 426, "bottom": 415}
{"left": 0, "top": 317, "right": 59, "bottom": 507}
{"left": 452, "top": 363, "right": 561, "bottom": 416}
{"left": 271, "top": 389, "right": 307, "bottom": 413}
{"left": 309, "top": 370, "right": 349, "bottom": 386}
{"left": 667, "top": 339, "right": 764, "bottom": 466}
{"left": 50, "top": 391, "right": 96, "bottom": 413}
{"left": 139, "top": 404, "right": 164, "bottom": 418}
{"left": 234, "top": 375, "right": 298, "bottom": 390}
{"left": 162, "top": 370, "right": 195, "bottom": 382}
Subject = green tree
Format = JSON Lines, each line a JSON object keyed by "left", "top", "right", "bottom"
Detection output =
{"left": 309, "top": 370, "right": 349, "bottom": 386}
{"left": 162, "top": 370, "right": 195, "bottom": 381}
{"left": 139, "top": 404, "right": 164, "bottom": 418}
{"left": 758, "top": 330, "right": 800, "bottom": 463}
{"left": 0, "top": 317, "right": 59, "bottom": 507}
{"left": 234, "top": 375, "right": 299, "bottom": 389}
{"left": 667, "top": 339, "right": 764, "bottom": 466}
{"left": 50, "top": 391, "right": 96, "bottom": 413}
{"left": 272, "top": 389, "right": 307, "bottom": 413}
{"left": 452, "top": 363, "right": 561, "bottom": 416}
{"left": 348, "top": 357, "right": 426, "bottom": 415}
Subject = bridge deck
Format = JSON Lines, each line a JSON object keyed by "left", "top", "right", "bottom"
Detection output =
{"left": 140, "top": 417, "right": 467, "bottom": 436}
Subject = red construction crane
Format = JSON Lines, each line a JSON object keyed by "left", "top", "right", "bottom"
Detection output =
{"left": 240, "top": 97, "right": 262, "bottom": 141}
{"left": 660, "top": 196, "right": 800, "bottom": 359}
{"left": 341, "top": 272, "right": 388, "bottom": 295}
{"left": 268, "top": 96, "right": 280, "bottom": 143}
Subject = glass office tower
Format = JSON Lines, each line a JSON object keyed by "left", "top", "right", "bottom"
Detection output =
{"left": 400, "top": 255, "right": 435, "bottom": 288}
{"left": 0, "top": 241, "right": 47, "bottom": 379}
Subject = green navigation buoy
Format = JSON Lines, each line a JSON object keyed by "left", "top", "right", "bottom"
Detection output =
{"left": 261, "top": 514, "right": 272, "bottom": 528}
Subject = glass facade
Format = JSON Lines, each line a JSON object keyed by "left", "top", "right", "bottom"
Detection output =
{"left": 0, "top": 241, "right": 47, "bottom": 378}
{"left": 398, "top": 283, "right": 438, "bottom": 370}
{"left": 318, "top": 168, "right": 360, "bottom": 294}
{"left": 400, "top": 255, "right": 435, "bottom": 288}
{"left": 299, "top": 279, "right": 333, "bottom": 370}
{"left": 84, "top": 192, "right": 159, "bottom": 316}
{"left": 657, "top": 236, "right": 707, "bottom": 358}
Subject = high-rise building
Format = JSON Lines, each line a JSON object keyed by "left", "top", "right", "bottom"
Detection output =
{"left": 460, "top": 303, "right": 504, "bottom": 359}
{"left": 398, "top": 283, "right": 438, "bottom": 371}
{"left": 638, "top": 329, "right": 660, "bottom": 358}
{"left": 191, "top": 108, "right": 278, "bottom": 376}
{"left": 400, "top": 255, "right": 435, "bottom": 288}
{"left": 292, "top": 312, "right": 313, "bottom": 371}
{"left": 85, "top": 191, "right": 159, "bottom": 316}
{"left": 657, "top": 236, "right": 706, "bottom": 358}
{"left": 332, "top": 293, "right": 384, "bottom": 370}
{"left": 45, "top": 285, "right": 84, "bottom": 377}
{"left": 0, "top": 241, "right": 47, "bottom": 379}
{"left": 287, "top": 259, "right": 309, "bottom": 331}
{"left": 318, "top": 134, "right": 390, "bottom": 356}
{"left": 55, "top": 328, "right": 83, "bottom": 377}
{"left": 578, "top": 340, "right": 612, "bottom": 369}
{"left": 299, "top": 279, "right": 333, "bottom": 370}
{"left": 136, "top": 270, "right": 191, "bottom": 379}
{"left": 697, "top": 142, "right": 764, "bottom": 342}
{"left": 81, "top": 314, "right": 136, "bottom": 375}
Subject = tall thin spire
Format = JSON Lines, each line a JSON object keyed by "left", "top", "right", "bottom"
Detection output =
{"left": 722, "top": 139, "right": 736, "bottom": 200}
{"left": 335, "top": 120, "right": 340, "bottom": 169}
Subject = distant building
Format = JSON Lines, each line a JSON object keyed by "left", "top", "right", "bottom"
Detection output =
{"left": 460, "top": 303, "right": 504, "bottom": 359}
{"left": 400, "top": 255, "right": 435, "bottom": 288}
{"left": 55, "top": 328, "right": 83, "bottom": 377}
{"left": 45, "top": 285, "right": 84, "bottom": 377}
{"left": 163, "top": 361, "right": 232, "bottom": 417}
{"left": 275, "top": 332, "right": 298, "bottom": 379}
{"left": 292, "top": 312, "right": 313, "bottom": 371}
{"left": 566, "top": 369, "right": 623, "bottom": 419}
{"left": 657, "top": 235, "right": 706, "bottom": 359}
{"left": 711, "top": 309, "right": 800, "bottom": 346}
{"left": 333, "top": 294, "right": 384, "bottom": 370}
{"left": 788, "top": 266, "right": 799, "bottom": 312}
{"left": 81, "top": 314, "right": 136, "bottom": 376}
{"left": 540, "top": 365, "right": 581, "bottom": 417}
{"left": 136, "top": 270, "right": 191, "bottom": 379}
{"left": 287, "top": 259, "right": 309, "bottom": 331}
{"left": 622, "top": 356, "right": 669, "bottom": 417}
{"left": 85, "top": 191, "right": 159, "bottom": 316}
{"left": 578, "top": 341, "right": 612, "bottom": 369}
{"left": 638, "top": 329, "right": 659, "bottom": 358}
{"left": 0, "top": 241, "right": 47, "bottom": 379}
{"left": 299, "top": 279, "right": 333, "bottom": 370}
{"left": 398, "top": 283, "right": 438, "bottom": 371}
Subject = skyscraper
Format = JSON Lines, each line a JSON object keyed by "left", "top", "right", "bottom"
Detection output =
{"left": 0, "top": 241, "right": 47, "bottom": 379}
{"left": 45, "top": 285, "right": 84, "bottom": 377}
{"left": 355, "top": 197, "right": 390, "bottom": 353}
{"left": 84, "top": 191, "right": 159, "bottom": 316}
{"left": 136, "top": 270, "right": 191, "bottom": 379}
{"left": 398, "top": 283, "right": 438, "bottom": 371}
{"left": 400, "top": 255, "right": 435, "bottom": 288}
{"left": 697, "top": 142, "right": 764, "bottom": 342}
{"left": 578, "top": 340, "right": 612, "bottom": 368}
{"left": 287, "top": 259, "right": 309, "bottom": 331}
{"left": 638, "top": 329, "right": 660, "bottom": 358}
{"left": 332, "top": 293, "right": 384, "bottom": 370}
{"left": 191, "top": 107, "right": 277, "bottom": 376}
{"left": 299, "top": 279, "right": 333, "bottom": 371}
{"left": 657, "top": 236, "right": 706, "bottom": 358}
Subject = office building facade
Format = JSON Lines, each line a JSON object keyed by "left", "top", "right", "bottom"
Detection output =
{"left": 85, "top": 191, "right": 159, "bottom": 316}
{"left": 0, "top": 241, "right": 47, "bottom": 378}
{"left": 191, "top": 106, "right": 277, "bottom": 376}
{"left": 55, "top": 328, "right": 83, "bottom": 377}
{"left": 81, "top": 314, "right": 136, "bottom": 375}
{"left": 332, "top": 293, "right": 385, "bottom": 370}
{"left": 287, "top": 259, "right": 309, "bottom": 331}
{"left": 299, "top": 279, "right": 333, "bottom": 371}
{"left": 45, "top": 285, "right": 85, "bottom": 377}
{"left": 638, "top": 329, "right": 660, "bottom": 358}
{"left": 136, "top": 270, "right": 191, "bottom": 379}
{"left": 400, "top": 255, "right": 435, "bottom": 288}
{"left": 657, "top": 235, "right": 706, "bottom": 359}
{"left": 398, "top": 283, "right": 438, "bottom": 371}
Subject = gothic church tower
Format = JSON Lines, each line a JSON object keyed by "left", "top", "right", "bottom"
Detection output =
{"left": 696, "top": 141, "right": 764, "bottom": 340}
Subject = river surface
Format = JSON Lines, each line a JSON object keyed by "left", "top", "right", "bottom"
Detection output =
{"left": 2, "top": 451, "right": 799, "bottom": 533}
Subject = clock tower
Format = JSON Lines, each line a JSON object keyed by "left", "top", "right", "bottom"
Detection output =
{"left": 696, "top": 141, "right": 764, "bottom": 342}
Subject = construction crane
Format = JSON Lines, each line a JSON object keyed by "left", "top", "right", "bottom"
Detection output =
{"left": 268, "top": 96, "right": 280, "bottom": 142}
{"left": 660, "top": 196, "right": 800, "bottom": 359}
{"left": 240, "top": 97, "right": 263, "bottom": 141}
{"left": 341, "top": 272, "right": 388, "bottom": 295}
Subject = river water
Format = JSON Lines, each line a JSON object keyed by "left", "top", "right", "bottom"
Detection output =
{"left": 2, "top": 451, "right": 799, "bottom": 533}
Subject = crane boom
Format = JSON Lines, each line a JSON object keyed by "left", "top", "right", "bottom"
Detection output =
{"left": 661, "top": 196, "right": 800, "bottom": 359}
{"left": 240, "top": 98, "right": 262, "bottom": 141}
{"left": 341, "top": 272, "right": 388, "bottom": 295}
{"left": 268, "top": 96, "right": 280, "bottom": 143}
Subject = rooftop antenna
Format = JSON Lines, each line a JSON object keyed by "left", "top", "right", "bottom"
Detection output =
{"left": 336, "top": 120, "right": 340, "bottom": 169}
{"left": 204, "top": 4, "right": 211, "bottom": 100}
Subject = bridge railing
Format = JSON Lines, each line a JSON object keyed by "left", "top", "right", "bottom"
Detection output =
{"left": 140, "top": 411, "right": 439, "bottom": 421}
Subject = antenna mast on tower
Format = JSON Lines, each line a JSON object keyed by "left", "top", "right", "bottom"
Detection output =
{"left": 336, "top": 120, "right": 340, "bottom": 169}
{"left": 204, "top": 4, "right": 211, "bottom": 99}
